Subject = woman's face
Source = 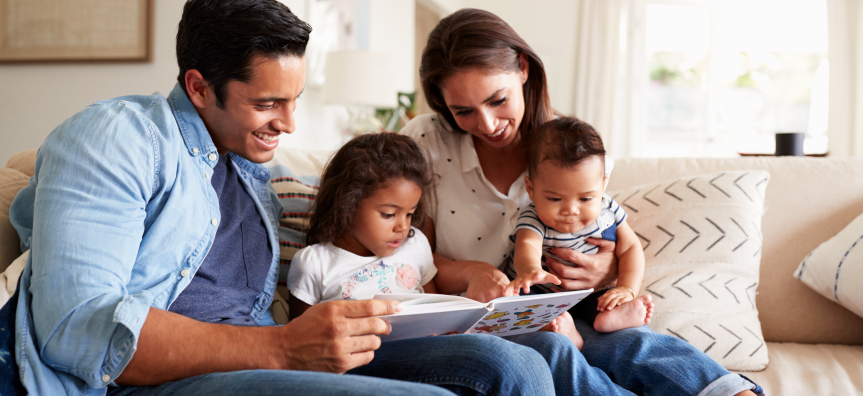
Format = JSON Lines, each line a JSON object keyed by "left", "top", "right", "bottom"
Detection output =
{"left": 440, "top": 59, "right": 528, "bottom": 150}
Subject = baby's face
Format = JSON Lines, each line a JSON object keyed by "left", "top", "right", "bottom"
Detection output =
{"left": 526, "top": 157, "right": 607, "bottom": 234}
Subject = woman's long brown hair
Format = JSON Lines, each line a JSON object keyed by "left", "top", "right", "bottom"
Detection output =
{"left": 419, "top": 8, "right": 555, "bottom": 140}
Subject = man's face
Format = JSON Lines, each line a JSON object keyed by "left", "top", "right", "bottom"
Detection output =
{"left": 526, "top": 156, "right": 608, "bottom": 234}
{"left": 197, "top": 55, "right": 306, "bottom": 163}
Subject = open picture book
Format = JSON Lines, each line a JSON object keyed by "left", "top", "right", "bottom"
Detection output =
{"left": 373, "top": 289, "right": 593, "bottom": 342}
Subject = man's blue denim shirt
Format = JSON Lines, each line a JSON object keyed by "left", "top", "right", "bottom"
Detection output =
{"left": 9, "top": 84, "right": 281, "bottom": 395}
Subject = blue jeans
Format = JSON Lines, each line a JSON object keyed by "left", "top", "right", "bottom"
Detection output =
{"left": 571, "top": 319, "right": 761, "bottom": 396}
{"left": 109, "top": 334, "right": 555, "bottom": 396}
{"left": 505, "top": 331, "right": 637, "bottom": 396}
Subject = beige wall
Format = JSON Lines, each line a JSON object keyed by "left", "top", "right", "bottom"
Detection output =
{"left": 0, "top": 0, "right": 419, "bottom": 164}
{"left": 0, "top": 0, "right": 576, "bottom": 165}
{"left": 0, "top": 0, "right": 184, "bottom": 166}
{"left": 461, "top": 0, "right": 579, "bottom": 115}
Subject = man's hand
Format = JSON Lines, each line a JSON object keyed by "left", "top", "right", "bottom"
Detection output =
{"left": 465, "top": 263, "right": 513, "bottom": 303}
{"left": 278, "top": 299, "right": 401, "bottom": 373}
{"left": 546, "top": 238, "right": 618, "bottom": 291}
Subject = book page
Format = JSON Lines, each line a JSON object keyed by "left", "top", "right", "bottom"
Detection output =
{"left": 470, "top": 289, "right": 593, "bottom": 337}
{"left": 373, "top": 293, "right": 484, "bottom": 314}
{"left": 378, "top": 306, "right": 489, "bottom": 342}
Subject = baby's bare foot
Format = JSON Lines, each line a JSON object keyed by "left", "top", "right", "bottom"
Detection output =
{"left": 594, "top": 294, "right": 654, "bottom": 333}
{"left": 540, "top": 312, "right": 584, "bottom": 350}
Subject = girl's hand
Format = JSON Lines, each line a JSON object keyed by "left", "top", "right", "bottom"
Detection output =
{"left": 507, "top": 269, "right": 561, "bottom": 295}
{"left": 466, "top": 265, "right": 512, "bottom": 303}
{"left": 597, "top": 287, "right": 634, "bottom": 311}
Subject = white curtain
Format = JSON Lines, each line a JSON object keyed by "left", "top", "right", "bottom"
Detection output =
{"left": 570, "top": 0, "right": 644, "bottom": 158}
{"left": 826, "top": 0, "right": 863, "bottom": 157}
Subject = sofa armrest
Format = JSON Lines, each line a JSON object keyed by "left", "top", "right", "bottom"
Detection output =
{"left": 5, "top": 149, "right": 37, "bottom": 177}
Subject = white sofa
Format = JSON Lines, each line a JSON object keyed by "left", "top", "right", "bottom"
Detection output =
{"left": 3, "top": 149, "right": 863, "bottom": 395}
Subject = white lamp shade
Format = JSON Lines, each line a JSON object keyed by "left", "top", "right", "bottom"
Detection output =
{"left": 322, "top": 50, "right": 398, "bottom": 108}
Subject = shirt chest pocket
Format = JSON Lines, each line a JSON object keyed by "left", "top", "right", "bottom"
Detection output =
{"left": 241, "top": 221, "right": 272, "bottom": 292}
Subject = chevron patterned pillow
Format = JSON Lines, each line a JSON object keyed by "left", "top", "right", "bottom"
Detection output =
{"left": 607, "top": 170, "right": 770, "bottom": 371}
{"left": 795, "top": 212, "right": 863, "bottom": 320}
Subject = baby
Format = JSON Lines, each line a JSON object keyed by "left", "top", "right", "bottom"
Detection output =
{"left": 504, "top": 116, "right": 653, "bottom": 349}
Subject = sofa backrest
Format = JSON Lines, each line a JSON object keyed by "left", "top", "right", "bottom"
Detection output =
{"left": 608, "top": 157, "right": 863, "bottom": 345}
{"left": 6, "top": 148, "right": 861, "bottom": 345}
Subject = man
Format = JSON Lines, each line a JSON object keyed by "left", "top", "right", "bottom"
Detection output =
{"left": 6, "top": 1, "right": 555, "bottom": 395}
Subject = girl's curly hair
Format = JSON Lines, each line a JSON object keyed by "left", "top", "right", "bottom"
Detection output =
{"left": 306, "top": 133, "right": 433, "bottom": 246}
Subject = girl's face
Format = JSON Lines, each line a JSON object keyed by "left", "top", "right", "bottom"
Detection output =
{"left": 439, "top": 58, "right": 528, "bottom": 151}
{"left": 337, "top": 178, "right": 422, "bottom": 258}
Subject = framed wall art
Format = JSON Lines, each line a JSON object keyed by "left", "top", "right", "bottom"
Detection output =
{"left": 0, "top": 0, "right": 152, "bottom": 63}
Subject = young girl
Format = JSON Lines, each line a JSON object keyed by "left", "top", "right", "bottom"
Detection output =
{"left": 287, "top": 133, "right": 438, "bottom": 319}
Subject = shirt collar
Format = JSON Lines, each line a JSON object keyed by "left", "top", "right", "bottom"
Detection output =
{"left": 457, "top": 131, "right": 482, "bottom": 174}
{"left": 167, "top": 83, "right": 218, "bottom": 161}
{"left": 166, "top": 84, "right": 271, "bottom": 180}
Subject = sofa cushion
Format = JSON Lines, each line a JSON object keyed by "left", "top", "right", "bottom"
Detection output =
{"left": 265, "top": 148, "right": 330, "bottom": 287}
{"left": 607, "top": 170, "right": 769, "bottom": 371}
{"left": 5, "top": 149, "right": 37, "bottom": 177}
{"left": 608, "top": 157, "right": 863, "bottom": 346}
{"left": 0, "top": 168, "right": 29, "bottom": 272}
{"left": 794, "top": 211, "right": 863, "bottom": 319}
{"left": 735, "top": 342, "right": 863, "bottom": 395}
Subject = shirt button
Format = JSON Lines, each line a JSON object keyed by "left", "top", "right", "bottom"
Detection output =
{"left": 205, "top": 173, "right": 210, "bottom": 180}
{"left": 211, "top": 218, "right": 218, "bottom": 226}
{"left": 208, "top": 153, "right": 218, "bottom": 161}
{"left": 181, "top": 269, "right": 190, "bottom": 277}
{"left": 102, "top": 374, "right": 111, "bottom": 383}
{"left": 192, "top": 148, "right": 199, "bottom": 154}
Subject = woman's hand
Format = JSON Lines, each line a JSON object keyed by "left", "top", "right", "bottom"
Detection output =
{"left": 546, "top": 238, "right": 618, "bottom": 291}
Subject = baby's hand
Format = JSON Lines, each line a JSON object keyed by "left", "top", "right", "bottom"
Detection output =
{"left": 508, "top": 268, "right": 561, "bottom": 295}
{"left": 597, "top": 286, "right": 635, "bottom": 311}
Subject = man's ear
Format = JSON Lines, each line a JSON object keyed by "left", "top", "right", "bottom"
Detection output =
{"left": 184, "top": 69, "right": 211, "bottom": 109}
{"left": 525, "top": 175, "right": 535, "bottom": 202}
{"left": 602, "top": 176, "right": 609, "bottom": 192}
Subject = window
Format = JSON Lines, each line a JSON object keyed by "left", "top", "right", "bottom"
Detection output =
{"left": 643, "top": 0, "right": 828, "bottom": 157}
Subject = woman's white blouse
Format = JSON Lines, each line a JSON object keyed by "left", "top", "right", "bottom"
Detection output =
{"left": 402, "top": 114, "right": 532, "bottom": 268}
{"left": 402, "top": 114, "right": 614, "bottom": 269}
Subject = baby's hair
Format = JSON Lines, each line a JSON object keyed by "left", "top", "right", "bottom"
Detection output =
{"left": 307, "top": 132, "right": 433, "bottom": 246}
{"left": 525, "top": 116, "right": 606, "bottom": 179}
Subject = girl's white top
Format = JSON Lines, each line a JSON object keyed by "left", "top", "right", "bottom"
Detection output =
{"left": 287, "top": 227, "right": 437, "bottom": 304}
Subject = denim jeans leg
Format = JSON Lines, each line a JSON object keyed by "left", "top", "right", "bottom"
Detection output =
{"left": 504, "top": 331, "right": 635, "bottom": 396}
{"left": 109, "top": 369, "right": 454, "bottom": 396}
{"left": 348, "top": 334, "right": 555, "bottom": 396}
{"left": 574, "top": 319, "right": 760, "bottom": 396}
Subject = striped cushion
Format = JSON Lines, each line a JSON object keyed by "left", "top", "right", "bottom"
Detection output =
{"left": 268, "top": 165, "right": 319, "bottom": 286}
{"left": 795, "top": 212, "right": 863, "bottom": 320}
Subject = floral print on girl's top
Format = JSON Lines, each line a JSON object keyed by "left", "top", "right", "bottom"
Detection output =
{"left": 341, "top": 261, "right": 421, "bottom": 300}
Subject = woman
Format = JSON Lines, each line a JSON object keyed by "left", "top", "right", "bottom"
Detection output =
{"left": 402, "top": 8, "right": 762, "bottom": 396}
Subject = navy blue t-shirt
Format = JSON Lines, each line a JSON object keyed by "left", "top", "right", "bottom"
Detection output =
{"left": 168, "top": 154, "right": 272, "bottom": 326}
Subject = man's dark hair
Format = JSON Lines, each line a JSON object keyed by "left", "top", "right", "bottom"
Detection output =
{"left": 176, "top": 0, "right": 312, "bottom": 108}
{"left": 525, "top": 116, "right": 606, "bottom": 179}
{"left": 307, "top": 133, "right": 433, "bottom": 246}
